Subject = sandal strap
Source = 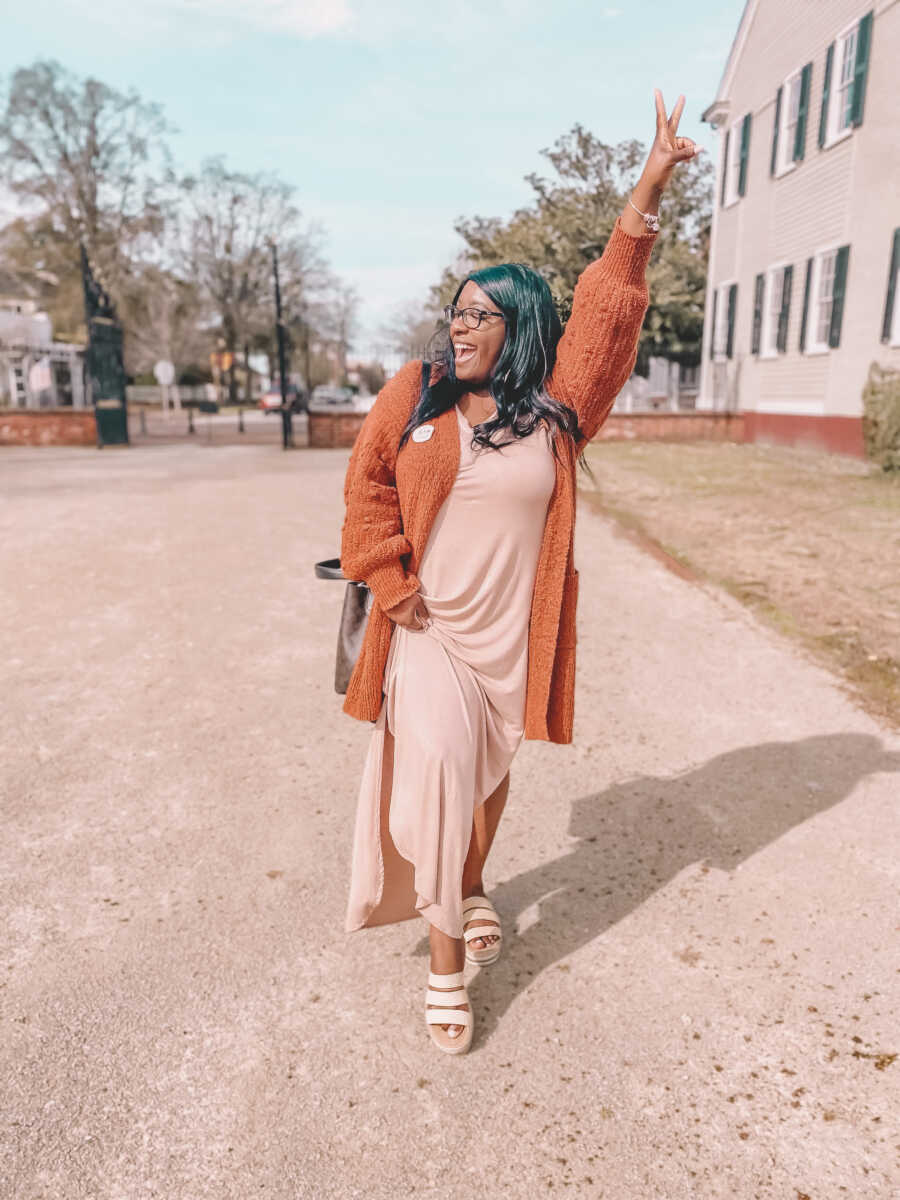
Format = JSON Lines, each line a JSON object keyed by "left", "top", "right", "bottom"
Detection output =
{"left": 426, "top": 987, "right": 468, "bottom": 1005}
{"left": 426, "top": 1009, "right": 472, "bottom": 1027}
{"left": 463, "top": 926, "right": 501, "bottom": 944}
{"left": 462, "top": 908, "right": 501, "bottom": 927}
{"left": 428, "top": 969, "right": 465, "bottom": 988}
{"left": 462, "top": 895, "right": 498, "bottom": 916}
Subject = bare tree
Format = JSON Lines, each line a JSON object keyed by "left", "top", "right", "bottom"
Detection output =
{"left": 179, "top": 157, "right": 331, "bottom": 403}
{"left": 0, "top": 59, "right": 173, "bottom": 288}
{"left": 379, "top": 297, "right": 441, "bottom": 361}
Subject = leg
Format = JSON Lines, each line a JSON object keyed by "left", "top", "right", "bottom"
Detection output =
{"left": 428, "top": 923, "right": 468, "bottom": 1040}
{"left": 461, "top": 770, "right": 510, "bottom": 950}
{"left": 427, "top": 772, "right": 509, "bottom": 1037}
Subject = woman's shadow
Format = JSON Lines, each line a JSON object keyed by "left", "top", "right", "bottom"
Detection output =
{"left": 432, "top": 732, "right": 899, "bottom": 1044}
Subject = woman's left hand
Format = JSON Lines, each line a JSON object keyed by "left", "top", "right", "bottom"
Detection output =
{"left": 642, "top": 89, "right": 702, "bottom": 195}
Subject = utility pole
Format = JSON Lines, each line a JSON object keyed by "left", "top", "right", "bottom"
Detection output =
{"left": 269, "top": 239, "right": 293, "bottom": 450}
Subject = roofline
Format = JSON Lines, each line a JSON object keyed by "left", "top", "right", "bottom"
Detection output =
{"left": 705, "top": 0, "right": 759, "bottom": 117}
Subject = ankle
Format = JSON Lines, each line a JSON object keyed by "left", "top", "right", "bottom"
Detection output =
{"left": 462, "top": 877, "right": 485, "bottom": 897}
{"left": 429, "top": 931, "right": 464, "bottom": 974}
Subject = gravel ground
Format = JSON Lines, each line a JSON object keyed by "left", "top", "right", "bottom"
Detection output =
{"left": 582, "top": 441, "right": 900, "bottom": 728}
{"left": 2, "top": 443, "right": 899, "bottom": 1200}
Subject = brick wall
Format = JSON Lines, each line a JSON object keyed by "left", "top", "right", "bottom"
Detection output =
{"left": 595, "top": 412, "right": 747, "bottom": 443}
{"left": 0, "top": 409, "right": 97, "bottom": 447}
{"left": 308, "top": 410, "right": 367, "bottom": 448}
{"left": 743, "top": 412, "right": 865, "bottom": 457}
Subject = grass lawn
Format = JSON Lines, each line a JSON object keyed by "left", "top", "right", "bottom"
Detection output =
{"left": 581, "top": 440, "right": 900, "bottom": 729}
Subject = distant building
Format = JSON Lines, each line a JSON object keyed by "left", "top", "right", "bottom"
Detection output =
{"left": 0, "top": 269, "right": 86, "bottom": 409}
{"left": 699, "top": 0, "right": 900, "bottom": 454}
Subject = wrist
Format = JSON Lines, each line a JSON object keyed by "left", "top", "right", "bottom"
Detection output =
{"left": 632, "top": 172, "right": 664, "bottom": 211}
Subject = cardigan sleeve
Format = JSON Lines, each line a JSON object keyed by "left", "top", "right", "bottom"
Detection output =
{"left": 546, "top": 217, "right": 657, "bottom": 454}
{"left": 340, "top": 359, "right": 423, "bottom": 613}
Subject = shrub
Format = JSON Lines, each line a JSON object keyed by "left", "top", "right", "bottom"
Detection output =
{"left": 862, "top": 363, "right": 900, "bottom": 471}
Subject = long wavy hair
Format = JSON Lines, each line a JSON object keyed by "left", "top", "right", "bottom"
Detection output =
{"left": 397, "top": 263, "right": 594, "bottom": 477}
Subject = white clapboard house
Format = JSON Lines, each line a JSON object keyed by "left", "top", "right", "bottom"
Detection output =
{"left": 698, "top": 0, "right": 900, "bottom": 454}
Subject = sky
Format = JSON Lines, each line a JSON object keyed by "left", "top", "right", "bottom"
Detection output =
{"left": 1, "top": 0, "right": 746, "bottom": 354}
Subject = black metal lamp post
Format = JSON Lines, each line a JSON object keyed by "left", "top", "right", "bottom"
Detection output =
{"left": 268, "top": 240, "right": 293, "bottom": 450}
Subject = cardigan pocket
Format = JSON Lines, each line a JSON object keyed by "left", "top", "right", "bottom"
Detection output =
{"left": 557, "top": 568, "right": 579, "bottom": 648}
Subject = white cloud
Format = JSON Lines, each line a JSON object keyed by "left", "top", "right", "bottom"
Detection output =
{"left": 58, "top": 0, "right": 353, "bottom": 41}
{"left": 180, "top": 0, "right": 352, "bottom": 37}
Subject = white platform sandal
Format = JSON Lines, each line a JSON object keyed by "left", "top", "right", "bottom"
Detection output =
{"left": 426, "top": 969, "right": 474, "bottom": 1055}
{"left": 462, "top": 894, "right": 503, "bottom": 966}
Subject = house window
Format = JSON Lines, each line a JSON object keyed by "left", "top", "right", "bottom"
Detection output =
{"left": 802, "top": 246, "right": 850, "bottom": 353}
{"left": 711, "top": 282, "right": 737, "bottom": 359}
{"left": 763, "top": 268, "right": 786, "bottom": 355}
{"left": 784, "top": 75, "right": 803, "bottom": 165}
{"left": 836, "top": 26, "right": 858, "bottom": 132}
{"left": 814, "top": 252, "right": 837, "bottom": 347}
{"left": 728, "top": 123, "right": 742, "bottom": 201}
{"left": 753, "top": 265, "right": 793, "bottom": 357}
{"left": 720, "top": 113, "right": 751, "bottom": 206}
{"left": 820, "top": 12, "right": 873, "bottom": 147}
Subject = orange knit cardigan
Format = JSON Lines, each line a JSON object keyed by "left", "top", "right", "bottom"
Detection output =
{"left": 339, "top": 218, "right": 657, "bottom": 743}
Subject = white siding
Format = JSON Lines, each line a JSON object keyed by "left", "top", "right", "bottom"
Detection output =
{"left": 699, "top": 0, "right": 900, "bottom": 418}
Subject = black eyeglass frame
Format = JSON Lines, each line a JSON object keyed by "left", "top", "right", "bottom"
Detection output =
{"left": 442, "top": 303, "right": 506, "bottom": 331}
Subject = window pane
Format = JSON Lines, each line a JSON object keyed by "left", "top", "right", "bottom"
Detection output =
{"left": 837, "top": 27, "right": 858, "bottom": 132}
{"left": 714, "top": 286, "right": 729, "bottom": 354}
{"left": 815, "top": 253, "right": 836, "bottom": 345}
{"left": 783, "top": 75, "right": 801, "bottom": 167}
{"left": 765, "top": 268, "right": 784, "bottom": 353}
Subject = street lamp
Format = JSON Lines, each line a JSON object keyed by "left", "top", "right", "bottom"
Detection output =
{"left": 266, "top": 237, "right": 293, "bottom": 451}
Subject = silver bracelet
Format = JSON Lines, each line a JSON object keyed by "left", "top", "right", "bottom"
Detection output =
{"left": 628, "top": 196, "right": 660, "bottom": 233}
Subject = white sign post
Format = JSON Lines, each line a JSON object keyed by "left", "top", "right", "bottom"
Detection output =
{"left": 153, "top": 360, "right": 177, "bottom": 415}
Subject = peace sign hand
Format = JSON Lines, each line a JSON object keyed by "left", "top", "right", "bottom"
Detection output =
{"left": 644, "top": 89, "right": 702, "bottom": 194}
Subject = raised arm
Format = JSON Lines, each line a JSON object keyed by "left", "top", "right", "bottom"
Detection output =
{"left": 340, "top": 359, "right": 423, "bottom": 612}
{"left": 547, "top": 90, "right": 701, "bottom": 453}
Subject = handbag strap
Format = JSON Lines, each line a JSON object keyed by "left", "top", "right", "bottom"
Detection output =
{"left": 315, "top": 557, "right": 346, "bottom": 580}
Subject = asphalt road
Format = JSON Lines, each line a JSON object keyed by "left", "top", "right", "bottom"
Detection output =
{"left": 2, "top": 442, "right": 898, "bottom": 1199}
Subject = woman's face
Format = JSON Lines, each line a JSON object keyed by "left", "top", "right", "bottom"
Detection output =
{"left": 450, "top": 281, "right": 507, "bottom": 388}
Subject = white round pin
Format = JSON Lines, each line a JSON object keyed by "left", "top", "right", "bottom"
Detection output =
{"left": 412, "top": 424, "right": 434, "bottom": 443}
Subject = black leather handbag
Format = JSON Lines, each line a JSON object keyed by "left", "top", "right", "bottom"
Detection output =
{"left": 318, "top": 362, "right": 429, "bottom": 695}
{"left": 314, "top": 558, "right": 373, "bottom": 694}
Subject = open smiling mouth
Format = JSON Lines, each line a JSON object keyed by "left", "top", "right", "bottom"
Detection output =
{"left": 454, "top": 343, "right": 476, "bottom": 364}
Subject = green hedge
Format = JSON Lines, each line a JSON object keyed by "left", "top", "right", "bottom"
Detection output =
{"left": 862, "top": 363, "right": 900, "bottom": 471}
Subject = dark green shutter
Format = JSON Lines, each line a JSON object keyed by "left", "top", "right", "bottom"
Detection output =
{"left": 799, "top": 257, "right": 813, "bottom": 351}
{"left": 721, "top": 129, "right": 731, "bottom": 206}
{"left": 819, "top": 42, "right": 834, "bottom": 147}
{"left": 770, "top": 86, "right": 782, "bottom": 175}
{"left": 794, "top": 64, "right": 812, "bottom": 161}
{"left": 752, "top": 274, "right": 765, "bottom": 354}
{"left": 881, "top": 229, "right": 900, "bottom": 343}
{"left": 738, "top": 113, "right": 751, "bottom": 196}
{"left": 828, "top": 245, "right": 850, "bottom": 348}
{"left": 726, "top": 283, "right": 738, "bottom": 358}
{"left": 710, "top": 287, "right": 718, "bottom": 358}
{"left": 777, "top": 265, "right": 793, "bottom": 352}
{"left": 851, "top": 11, "right": 873, "bottom": 127}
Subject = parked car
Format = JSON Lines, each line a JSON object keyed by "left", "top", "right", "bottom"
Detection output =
{"left": 259, "top": 384, "right": 307, "bottom": 414}
{"left": 309, "top": 384, "right": 355, "bottom": 408}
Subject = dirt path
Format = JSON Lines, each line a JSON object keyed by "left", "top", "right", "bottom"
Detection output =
{"left": 2, "top": 444, "right": 898, "bottom": 1199}
{"left": 583, "top": 441, "right": 900, "bottom": 728}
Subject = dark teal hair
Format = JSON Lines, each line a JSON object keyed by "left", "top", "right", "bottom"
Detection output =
{"left": 397, "top": 261, "right": 591, "bottom": 474}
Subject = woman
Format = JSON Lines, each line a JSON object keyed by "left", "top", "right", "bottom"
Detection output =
{"left": 340, "top": 91, "right": 699, "bottom": 1054}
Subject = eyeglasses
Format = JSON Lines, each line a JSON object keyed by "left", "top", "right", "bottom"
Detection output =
{"left": 442, "top": 303, "right": 505, "bottom": 330}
